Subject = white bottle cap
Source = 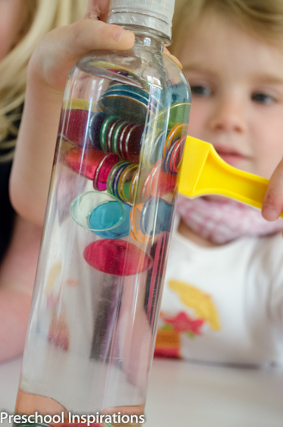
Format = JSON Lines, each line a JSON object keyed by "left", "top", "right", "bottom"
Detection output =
{"left": 107, "top": 0, "right": 175, "bottom": 39}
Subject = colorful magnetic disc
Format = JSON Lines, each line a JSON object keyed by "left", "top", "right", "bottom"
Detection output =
{"left": 119, "top": 122, "right": 143, "bottom": 163}
{"left": 98, "top": 84, "right": 149, "bottom": 123}
{"left": 130, "top": 203, "right": 148, "bottom": 243}
{"left": 111, "top": 162, "right": 130, "bottom": 200}
{"left": 163, "top": 135, "right": 186, "bottom": 174}
{"left": 88, "top": 200, "right": 131, "bottom": 238}
{"left": 62, "top": 98, "right": 96, "bottom": 112}
{"left": 154, "top": 102, "right": 190, "bottom": 131}
{"left": 129, "top": 167, "right": 139, "bottom": 205}
{"left": 140, "top": 160, "right": 176, "bottom": 201}
{"left": 65, "top": 147, "right": 107, "bottom": 180}
{"left": 71, "top": 191, "right": 125, "bottom": 232}
{"left": 163, "top": 123, "right": 186, "bottom": 157}
{"left": 107, "top": 83, "right": 149, "bottom": 101}
{"left": 111, "top": 120, "right": 128, "bottom": 155}
{"left": 104, "top": 87, "right": 149, "bottom": 106}
{"left": 118, "top": 164, "right": 139, "bottom": 204}
{"left": 84, "top": 240, "right": 152, "bottom": 276}
{"left": 88, "top": 112, "right": 108, "bottom": 150}
{"left": 96, "top": 115, "right": 143, "bottom": 163}
{"left": 141, "top": 197, "right": 173, "bottom": 235}
{"left": 93, "top": 152, "right": 120, "bottom": 191}
{"left": 168, "top": 102, "right": 191, "bottom": 129}
{"left": 141, "top": 128, "right": 167, "bottom": 167}
{"left": 106, "top": 161, "right": 126, "bottom": 196}
{"left": 60, "top": 108, "right": 93, "bottom": 147}
{"left": 100, "top": 115, "right": 119, "bottom": 152}
{"left": 170, "top": 135, "right": 186, "bottom": 173}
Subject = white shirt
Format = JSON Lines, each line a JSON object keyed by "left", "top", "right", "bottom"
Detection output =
{"left": 158, "top": 228, "right": 283, "bottom": 366}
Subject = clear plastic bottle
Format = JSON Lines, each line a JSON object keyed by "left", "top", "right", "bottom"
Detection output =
{"left": 14, "top": 1, "right": 191, "bottom": 426}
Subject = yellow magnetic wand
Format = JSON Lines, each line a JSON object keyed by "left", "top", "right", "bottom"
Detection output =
{"left": 178, "top": 136, "right": 283, "bottom": 217}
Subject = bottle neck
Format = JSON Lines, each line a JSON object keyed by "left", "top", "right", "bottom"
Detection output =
{"left": 107, "top": 10, "right": 172, "bottom": 46}
{"left": 119, "top": 24, "right": 170, "bottom": 52}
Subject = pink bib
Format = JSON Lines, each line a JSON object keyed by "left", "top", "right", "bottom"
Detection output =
{"left": 176, "top": 196, "right": 283, "bottom": 244}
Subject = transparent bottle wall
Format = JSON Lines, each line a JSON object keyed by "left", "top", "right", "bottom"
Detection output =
{"left": 15, "top": 41, "right": 191, "bottom": 427}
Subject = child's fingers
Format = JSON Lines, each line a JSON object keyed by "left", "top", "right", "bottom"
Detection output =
{"left": 30, "top": 18, "right": 135, "bottom": 90}
{"left": 85, "top": 0, "right": 110, "bottom": 21}
{"left": 262, "top": 159, "right": 283, "bottom": 221}
{"left": 163, "top": 47, "right": 182, "bottom": 69}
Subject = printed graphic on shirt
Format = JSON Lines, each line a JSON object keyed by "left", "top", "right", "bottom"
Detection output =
{"left": 155, "top": 280, "right": 220, "bottom": 358}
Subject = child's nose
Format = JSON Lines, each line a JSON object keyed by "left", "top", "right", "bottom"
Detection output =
{"left": 208, "top": 97, "right": 246, "bottom": 134}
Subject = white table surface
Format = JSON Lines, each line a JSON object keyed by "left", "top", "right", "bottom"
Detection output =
{"left": 1, "top": 356, "right": 283, "bottom": 427}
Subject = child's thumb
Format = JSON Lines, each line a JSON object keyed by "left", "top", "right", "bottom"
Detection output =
{"left": 163, "top": 48, "right": 182, "bottom": 69}
{"left": 262, "top": 159, "right": 283, "bottom": 221}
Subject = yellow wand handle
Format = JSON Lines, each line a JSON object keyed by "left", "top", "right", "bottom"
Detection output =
{"left": 178, "top": 136, "right": 275, "bottom": 213}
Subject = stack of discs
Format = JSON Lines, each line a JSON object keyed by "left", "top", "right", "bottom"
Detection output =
{"left": 88, "top": 112, "right": 108, "bottom": 150}
{"left": 65, "top": 147, "right": 120, "bottom": 186}
{"left": 117, "top": 163, "right": 139, "bottom": 204}
{"left": 105, "top": 161, "right": 140, "bottom": 205}
{"left": 95, "top": 114, "right": 143, "bottom": 163}
{"left": 163, "top": 135, "right": 186, "bottom": 174}
{"left": 140, "top": 159, "right": 176, "bottom": 202}
{"left": 93, "top": 152, "right": 121, "bottom": 191}
{"left": 65, "top": 147, "right": 106, "bottom": 180}
{"left": 141, "top": 129, "right": 168, "bottom": 167}
{"left": 162, "top": 123, "right": 186, "bottom": 157}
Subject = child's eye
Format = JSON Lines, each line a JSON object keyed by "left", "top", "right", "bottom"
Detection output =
{"left": 251, "top": 92, "right": 275, "bottom": 104}
{"left": 190, "top": 84, "right": 211, "bottom": 97}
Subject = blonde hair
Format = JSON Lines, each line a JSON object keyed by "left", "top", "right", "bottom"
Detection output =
{"left": 171, "top": 0, "right": 283, "bottom": 54}
{"left": 0, "top": 0, "right": 88, "bottom": 162}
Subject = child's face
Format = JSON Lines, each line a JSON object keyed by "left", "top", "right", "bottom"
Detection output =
{"left": 177, "top": 12, "right": 283, "bottom": 179}
{"left": 0, "top": 0, "right": 27, "bottom": 61}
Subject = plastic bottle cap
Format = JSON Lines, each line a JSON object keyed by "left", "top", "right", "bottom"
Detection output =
{"left": 108, "top": 0, "right": 175, "bottom": 39}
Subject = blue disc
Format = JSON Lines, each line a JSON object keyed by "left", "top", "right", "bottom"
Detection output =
{"left": 103, "top": 88, "right": 149, "bottom": 105}
{"left": 163, "top": 139, "right": 175, "bottom": 173}
{"left": 141, "top": 197, "right": 173, "bottom": 235}
{"left": 107, "top": 84, "right": 149, "bottom": 101}
{"left": 88, "top": 200, "right": 131, "bottom": 238}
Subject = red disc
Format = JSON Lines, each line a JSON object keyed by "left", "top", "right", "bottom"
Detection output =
{"left": 61, "top": 109, "right": 91, "bottom": 146}
{"left": 93, "top": 152, "right": 120, "bottom": 191}
{"left": 66, "top": 147, "right": 107, "bottom": 180}
{"left": 84, "top": 240, "right": 152, "bottom": 276}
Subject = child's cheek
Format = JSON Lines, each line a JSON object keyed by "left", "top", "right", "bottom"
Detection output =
{"left": 187, "top": 103, "right": 207, "bottom": 138}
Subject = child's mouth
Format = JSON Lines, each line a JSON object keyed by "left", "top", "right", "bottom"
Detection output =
{"left": 214, "top": 145, "right": 245, "bottom": 166}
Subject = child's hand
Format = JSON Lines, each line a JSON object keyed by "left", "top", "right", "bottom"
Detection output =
{"left": 262, "top": 159, "right": 283, "bottom": 221}
{"left": 163, "top": 47, "right": 182, "bottom": 69}
{"left": 164, "top": 47, "right": 183, "bottom": 69}
{"left": 10, "top": 0, "right": 135, "bottom": 227}
{"left": 29, "top": 3, "right": 135, "bottom": 91}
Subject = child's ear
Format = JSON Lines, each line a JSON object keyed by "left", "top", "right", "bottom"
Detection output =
{"left": 85, "top": 0, "right": 110, "bottom": 22}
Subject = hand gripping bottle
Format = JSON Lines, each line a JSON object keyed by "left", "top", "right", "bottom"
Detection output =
{"left": 14, "top": 1, "right": 191, "bottom": 426}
